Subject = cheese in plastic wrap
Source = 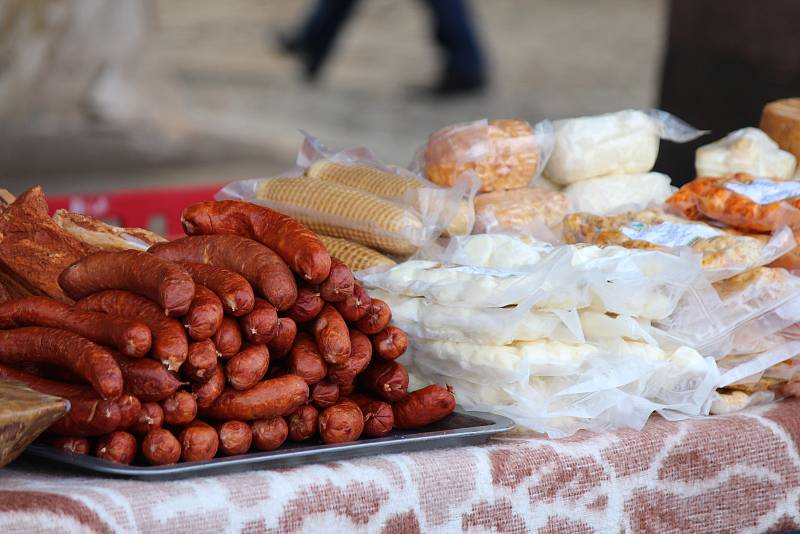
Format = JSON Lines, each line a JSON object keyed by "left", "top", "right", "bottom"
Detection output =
{"left": 564, "top": 172, "right": 675, "bottom": 216}
{"left": 695, "top": 127, "right": 797, "bottom": 180}
{"left": 403, "top": 337, "right": 719, "bottom": 437}
{"left": 360, "top": 234, "right": 706, "bottom": 320}
{"left": 563, "top": 209, "right": 796, "bottom": 281}
{"left": 544, "top": 109, "right": 704, "bottom": 185}
{"left": 473, "top": 187, "right": 569, "bottom": 236}
{"left": 667, "top": 173, "right": 800, "bottom": 232}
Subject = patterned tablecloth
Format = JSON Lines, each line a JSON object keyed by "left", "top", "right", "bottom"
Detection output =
{"left": 2, "top": 399, "right": 800, "bottom": 533}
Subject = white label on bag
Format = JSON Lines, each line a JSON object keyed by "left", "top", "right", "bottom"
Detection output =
{"left": 622, "top": 222, "right": 721, "bottom": 248}
{"left": 447, "top": 265, "right": 520, "bottom": 278}
{"left": 724, "top": 179, "right": 800, "bottom": 204}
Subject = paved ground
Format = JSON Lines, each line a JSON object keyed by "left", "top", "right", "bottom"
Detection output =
{"left": 2, "top": 0, "right": 667, "bottom": 195}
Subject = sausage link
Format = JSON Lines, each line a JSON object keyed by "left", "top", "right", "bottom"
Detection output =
{"left": 50, "top": 436, "right": 90, "bottom": 455}
{"left": 142, "top": 428, "right": 181, "bottom": 465}
{"left": 312, "top": 304, "right": 350, "bottom": 365}
{"left": 179, "top": 421, "right": 219, "bottom": 462}
{"left": 0, "top": 365, "right": 123, "bottom": 436}
{"left": 183, "top": 285, "right": 223, "bottom": 341}
{"left": 199, "top": 375, "right": 309, "bottom": 421}
{"left": 213, "top": 316, "right": 242, "bottom": 358}
{"left": 349, "top": 395, "right": 394, "bottom": 437}
{"left": 149, "top": 235, "right": 297, "bottom": 311}
{"left": 338, "top": 381, "right": 355, "bottom": 397}
{"left": 267, "top": 318, "right": 296, "bottom": 361}
{"left": 193, "top": 365, "right": 226, "bottom": 409}
{"left": 251, "top": 417, "right": 288, "bottom": 451}
{"left": 0, "top": 327, "right": 123, "bottom": 399}
{"left": 310, "top": 380, "right": 339, "bottom": 409}
{"left": 129, "top": 402, "right": 164, "bottom": 436}
{"left": 392, "top": 384, "right": 456, "bottom": 429}
{"left": 182, "top": 340, "right": 219, "bottom": 384}
{"left": 59, "top": 250, "right": 195, "bottom": 317}
{"left": 217, "top": 420, "right": 253, "bottom": 456}
{"left": 77, "top": 290, "right": 188, "bottom": 372}
{"left": 355, "top": 299, "right": 391, "bottom": 335}
{"left": 113, "top": 353, "right": 181, "bottom": 402}
{"left": 288, "top": 332, "right": 327, "bottom": 385}
{"left": 226, "top": 344, "right": 269, "bottom": 391}
{"left": 0, "top": 296, "right": 151, "bottom": 357}
{"left": 358, "top": 361, "right": 409, "bottom": 402}
{"left": 286, "top": 287, "right": 324, "bottom": 323}
{"left": 334, "top": 284, "right": 372, "bottom": 322}
{"left": 116, "top": 394, "right": 142, "bottom": 431}
{"left": 287, "top": 404, "right": 318, "bottom": 442}
{"left": 181, "top": 200, "right": 331, "bottom": 284}
{"left": 319, "top": 400, "right": 363, "bottom": 444}
{"left": 95, "top": 431, "right": 137, "bottom": 464}
{"left": 162, "top": 390, "right": 197, "bottom": 427}
{"left": 328, "top": 329, "right": 372, "bottom": 385}
{"left": 371, "top": 327, "right": 408, "bottom": 361}
{"left": 178, "top": 262, "right": 255, "bottom": 316}
{"left": 319, "top": 258, "right": 354, "bottom": 303}
{"left": 239, "top": 299, "right": 278, "bottom": 344}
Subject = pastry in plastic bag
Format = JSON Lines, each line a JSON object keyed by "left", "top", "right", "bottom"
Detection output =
{"left": 418, "top": 119, "right": 554, "bottom": 193}
{"left": 564, "top": 172, "right": 675, "bottom": 216}
{"left": 563, "top": 209, "right": 794, "bottom": 280}
{"left": 695, "top": 127, "right": 796, "bottom": 180}
{"left": 544, "top": 109, "right": 704, "bottom": 185}
{"left": 473, "top": 187, "right": 568, "bottom": 234}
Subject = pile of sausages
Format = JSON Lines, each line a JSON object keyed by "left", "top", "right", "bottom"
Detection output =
{"left": 0, "top": 200, "right": 455, "bottom": 466}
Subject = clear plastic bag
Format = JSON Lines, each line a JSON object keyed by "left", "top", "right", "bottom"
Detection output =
{"left": 564, "top": 172, "right": 676, "bottom": 216}
{"left": 473, "top": 187, "right": 569, "bottom": 236}
{"left": 563, "top": 209, "right": 796, "bottom": 282}
{"left": 404, "top": 337, "right": 719, "bottom": 437}
{"left": 695, "top": 127, "right": 797, "bottom": 180}
{"left": 217, "top": 134, "right": 476, "bottom": 257}
{"left": 359, "top": 234, "right": 707, "bottom": 320}
{"left": 667, "top": 174, "right": 800, "bottom": 232}
{"left": 410, "top": 119, "right": 555, "bottom": 193}
{"left": 544, "top": 109, "right": 705, "bottom": 185}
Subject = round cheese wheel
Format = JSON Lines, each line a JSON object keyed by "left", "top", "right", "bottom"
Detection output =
{"left": 760, "top": 98, "right": 800, "bottom": 165}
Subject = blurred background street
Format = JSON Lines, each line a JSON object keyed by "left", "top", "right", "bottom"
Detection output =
{"left": 2, "top": 0, "right": 666, "bottom": 194}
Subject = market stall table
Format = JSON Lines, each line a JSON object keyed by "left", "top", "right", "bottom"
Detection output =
{"left": 3, "top": 399, "right": 800, "bottom": 533}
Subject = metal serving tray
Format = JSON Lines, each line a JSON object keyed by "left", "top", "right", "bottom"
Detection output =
{"left": 24, "top": 410, "right": 513, "bottom": 480}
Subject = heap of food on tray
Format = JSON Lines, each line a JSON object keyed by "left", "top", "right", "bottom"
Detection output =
{"left": 0, "top": 187, "right": 454, "bottom": 466}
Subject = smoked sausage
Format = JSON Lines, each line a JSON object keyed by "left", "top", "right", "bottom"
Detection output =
{"left": 178, "top": 262, "right": 255, "bottom": 316}
{"left": 371, "top": 327, "right": 408, "bottom": 361}
{"left": 59, "top": 250, "right": 195, "bottom": 317}
{"left": 310, "top": 380, "right": 339, "bottom": 409}
{"left": 142, "top": 428, "right": 182, "bottom": 465}
{"left": 182, "top": 340, "right": 219, "bottom": 384}
{"left": 181, "top": 200, "right": 331, "bottom": 284}
{"left": 286, "top": 287, "right": 324, "bottom": 323}
{"left": 179, "top": 421, "right": 219, "bottom": 462}
{"left": 251, "top": 417, "right": 288, "bottom": 451}
{"left": 266, "top": 318, "right": 296, "bottom": 361}
{"left": 318, "top": 400, "right": 363, "bottom": 444}
{"left": 77, "top": 290, "right": 188, "bottom": 372}
{"left": 334, "top": 284, "right": 371, "bottom": 322}
{"left": 349, "top": 394, "right": 394, "bottom": 437}
{"left": 327, "top": 329, "right": 372, "bottom": 385}
{"left": 358, "top": 361, "right": 408, "bottom": 402}
{"left": 149, "top": 235, "right": 297, "bottom": 311}
{"left": 193, "top": 365, "right": 226, "bottom": 409}
{"left": 319, "top": 258, "right": 354, "bottom": 303}
{"left": 130, "top": 402, "right": 164, "bottom": 436}
{"left": 0, "top": 296, "right": 151, "bottom": 357}
{"left": 225, "top": 344, "right": 269, "bottom": 391}
{"left": 0, "top": 327, "right": 123, "bottom": 399}
{"left": 355, "top": 299, "right": 391, "bottom": 335}
{"left": 239, "top": 299, "right": 278, "bottom": 344}
{"left": 312, "top": 304, "right": 350, "bottom": 365}
{"left": 217, "top": 420, "right": 252, "bottom": 456}
{"left": 288, "top": 332, "right": 327, "bottom": 385}
{"left": 183, "top": 285, "right": 223, "bottom": 341}
{"left": 162, "top": 391, "right": 197, "bottom": 427}
{"left": 50, "top": 437, "right": 90, "bottom": 455}
{"left": 213, "top": 316, "right": 242, "bottom": 358}
{"left": 96, "top": 431, "right": 137, "bottom": 464}
{"left": 392, "top": 385, "right": 456, "bottom": 429}
{"left": 199, "top": 375, "right": 309, "bottom": 421}
{"left": 287, "top": 404, "right": 318, "bottom": 442}
{"left": 113, "top": 353, "right": 181, "bottom": 402}
{"left": 115, "top": 394, "right": 142, "bottom": 431}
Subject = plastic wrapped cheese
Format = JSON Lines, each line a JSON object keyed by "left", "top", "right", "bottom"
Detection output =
{"left": 564, "top": 172, "right": 675, "bottom": 216}
{"left": 474, "top": 187, "right": 569, "bottom": 235}
{"left": 695, "top": 127, "right": 797, "bottom": 180}
{"left": 544, "top": 109, "right": 703, "bottom": 185}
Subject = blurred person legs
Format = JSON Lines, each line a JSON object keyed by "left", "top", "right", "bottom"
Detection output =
{"left": 655, "top": 0, "right": 800, "bottom": 185}
{"left": 277, "top": 0, "right": 360, "bottom": 80}
{"left": 423, "top": 0, "right": 487, "bottom": 95}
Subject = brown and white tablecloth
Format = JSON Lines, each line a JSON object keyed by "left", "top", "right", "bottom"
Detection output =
{"left": 3, "top": 399, "right": 800, "bottom": 533}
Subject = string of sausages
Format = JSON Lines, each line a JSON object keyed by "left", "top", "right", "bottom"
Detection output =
{"left": 0, "top": 200, "right": 455, "bottom": 465}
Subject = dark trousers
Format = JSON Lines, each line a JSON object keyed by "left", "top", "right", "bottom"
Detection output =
{"left": 299, "top": 0, "right": 485, "bottom": 78}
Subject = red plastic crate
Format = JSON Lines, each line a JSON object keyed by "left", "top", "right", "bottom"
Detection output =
{"left": 47, "top": 183, "right": 225, "bottom": 239}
